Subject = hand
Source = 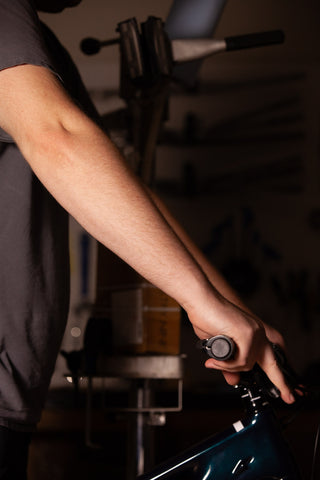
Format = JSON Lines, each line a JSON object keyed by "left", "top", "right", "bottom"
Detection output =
{"left": 189, "top": 298, "right": 295, "bottom": 404}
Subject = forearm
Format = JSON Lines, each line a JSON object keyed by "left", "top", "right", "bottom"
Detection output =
{"left": 146, "top": 188, "right": 286, "bottom": 347}
{"left": 20, "top": 119, "right": 216, "bottom": 312}
{"left": 0, "top": 65, "right": 217, "bottom": 317}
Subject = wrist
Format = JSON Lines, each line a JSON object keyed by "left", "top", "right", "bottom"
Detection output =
{"left": 181, "top": 277, "right": 226, "bottom": 329}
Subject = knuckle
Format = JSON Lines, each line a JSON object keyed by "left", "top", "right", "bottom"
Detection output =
{"left": 236, "top": 355, "right": 253, "bottom": 371}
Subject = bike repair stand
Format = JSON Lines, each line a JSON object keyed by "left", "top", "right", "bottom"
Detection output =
{"left": 84, "top": 355, "right": 184, "bottom": 480}
{"left": 116, "top": 16, "right": 174, "bottom": 185}
{"left": 81, "top": 15, "right": 284, "bottom": 183}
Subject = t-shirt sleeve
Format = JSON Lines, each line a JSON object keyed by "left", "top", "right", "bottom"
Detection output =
{"left": 0, "top": 0, "right": 58, "bottom": 142}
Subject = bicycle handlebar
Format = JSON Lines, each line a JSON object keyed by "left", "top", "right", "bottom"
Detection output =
{"left": 198, "top": 335, "right": 304, "bottom": 402}
{"left": 171, "top": 29, "right": 284, "bottom": 63}
{"left": 197, "top": 335, "right": 235, "bottom": 361}
{"left": 225, "top": 30, "right": 285, "bottom": 52}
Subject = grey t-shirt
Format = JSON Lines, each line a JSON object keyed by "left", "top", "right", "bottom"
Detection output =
{"left": 0, "top": 0, "right": 100, "bottom": 430}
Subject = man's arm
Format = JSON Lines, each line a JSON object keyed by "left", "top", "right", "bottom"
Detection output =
{"left": 146, "top": 187, "right": 286, "bottom": 378}
{"left": 146, "top": 187, "right": 285, "bottom": 332}
{"left": 0, "top": 64, "right": 294, "bottom": 403}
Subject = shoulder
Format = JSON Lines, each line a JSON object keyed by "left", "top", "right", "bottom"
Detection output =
{"left": 0, "top": 0, "right": 39, "bottom": 26}
{"left": 0, "top": 0, "right": 57, "bottom": 143}
{"left": 0, "top": 0, "right": 54, "bottom": 73}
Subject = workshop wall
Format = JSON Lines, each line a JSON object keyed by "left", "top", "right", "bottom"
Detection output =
{"left": 40, "top": 1, "right": 320, "bottom": 390}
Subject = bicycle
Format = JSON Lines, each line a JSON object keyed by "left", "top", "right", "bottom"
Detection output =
{"left": 137, "top": 336, "right": 318, "bottom": 480}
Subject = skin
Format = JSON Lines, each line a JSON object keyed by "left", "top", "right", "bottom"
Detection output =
{"left": 146, "top": 187, "right": 287, "bottom": 384}
{"left": 0, "top": 0, "right": 295, "bottom": 403}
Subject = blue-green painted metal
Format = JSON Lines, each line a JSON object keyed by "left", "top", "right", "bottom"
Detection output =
{"left": 139, "top": 398, "right": 301, "bottom": 480}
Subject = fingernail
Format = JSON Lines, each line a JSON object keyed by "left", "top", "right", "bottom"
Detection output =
{"left": 288, "top": 392, "right": 295, "bottom": 403}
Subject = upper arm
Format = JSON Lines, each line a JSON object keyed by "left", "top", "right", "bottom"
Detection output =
{"left": 0, "top": 0, "right": 64, "bottom": 141}
{"left": 0, "top": 64, "right": 82, "bottom": 145}
{"left": 0, "top": 0, "right": 102, "bottom": 150}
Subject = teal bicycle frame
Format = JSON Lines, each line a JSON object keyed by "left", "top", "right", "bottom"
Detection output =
{"left": 139, "top": 343, "right": 303, "bottom": 480}
{"left": 139, "top": 386, "right": 301, "bottom": 479}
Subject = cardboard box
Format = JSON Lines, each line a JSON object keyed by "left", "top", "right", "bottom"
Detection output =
{"left": 93, "top": 244, "right": 181, "bottom": 354}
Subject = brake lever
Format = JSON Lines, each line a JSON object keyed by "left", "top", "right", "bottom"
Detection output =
{"left": 239, "top": 343, "right": 306, "bottom": 401}
{"left": 271, "top": 343, "right": 306, "bottom": 394}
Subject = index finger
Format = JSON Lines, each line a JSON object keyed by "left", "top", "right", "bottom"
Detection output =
{"left": 259, "top": 342, "right": 295, "bottom": 404}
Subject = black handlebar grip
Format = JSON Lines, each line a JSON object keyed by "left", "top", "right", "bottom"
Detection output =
{"left": 199, "top": 335, "right": 235, "bottom": 361}
{"left": 225, "top": 30, "right": 285, "bottom": 52}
